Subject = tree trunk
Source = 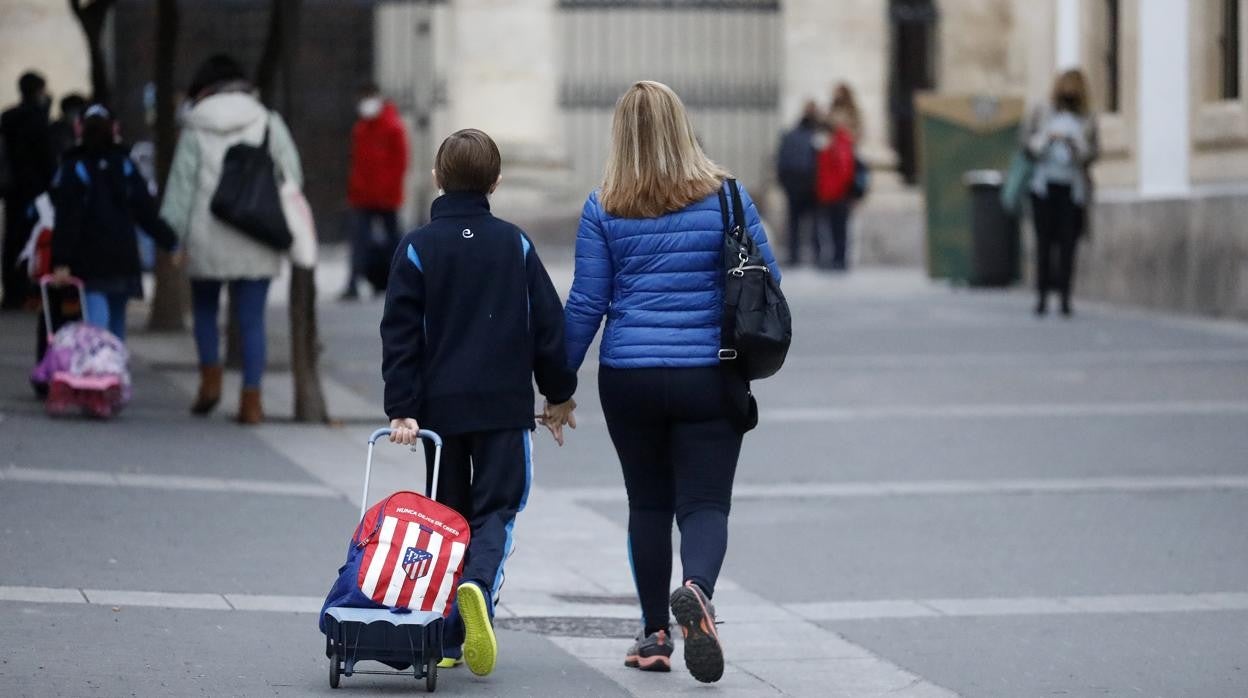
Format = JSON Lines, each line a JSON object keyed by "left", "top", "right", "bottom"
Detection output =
{"left": 255, "top": 0, "right": 328, "bottom": 422}
{"left": 69, "top": 0, "right": 118, "bottom": 106}
{"left": 148, "top": 0, "right": 188, "bottom": 333}
{"left": 289, "top": 266, "right": 327, "bottom": 421}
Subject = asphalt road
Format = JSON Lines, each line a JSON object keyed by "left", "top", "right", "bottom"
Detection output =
{"left": 2, "top": 261, "right": 1247, "bottom": 696}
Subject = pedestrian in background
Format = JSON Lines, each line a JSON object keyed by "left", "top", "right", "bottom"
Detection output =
{"left": 561, "top": 80, "right": 781, "bottom": 683}
{"left": 1, "top": 71, "right": 57, "bottom": 310}
{"left": 160, "top": 54, "right": 304, "bottom": 424}
{"left": 1024, "top": 68, "right": 1098, "bottom": 317}
{"left": 341, "top": 83, "right": 408, "bottom": 300}
{"left": 776, "top": 100, "right": 820, "bottom": 266}
{"left": 49, "top": 93, "right": 88, "bottom": 163}
{"left": 819, "top": 83, "right": 862, "bottom": 271}
{"left": 50, "top": 105, "right": 179, "bottom": 341}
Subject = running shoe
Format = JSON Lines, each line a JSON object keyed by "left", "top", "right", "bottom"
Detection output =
{"left": 624, "top": 629, "right": 673, "bottom": 672}
{"left": 669, "top": 581, "right": 724, "bottom": 683}
{"left": 457, "top": 581, "right": 497, "bottom": 676}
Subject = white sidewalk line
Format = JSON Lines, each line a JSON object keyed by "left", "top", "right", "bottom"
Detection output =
{"left": 785, "top": 591, "right": 1248, "bottom": 621}
{"left": 0, "top": 465, "right": 342, "bottom": 499}
{"left": 82, "top": 589, "right": 231, "bottom": 611}
{"left": 562, "top": 399, "right": 1248, "bottom": 425}
{"left": 781, "top": 348, "right": 1248, "bottom": 370}
{"left": 550, "top": 474, "right": 1248, "bottom": 502}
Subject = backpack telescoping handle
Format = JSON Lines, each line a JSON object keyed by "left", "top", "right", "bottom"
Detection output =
{"left": 362, "top": 427, "right": 443, "bottom": 523}
{"left": 38, "top": 274, "right": 88, "bottom": 342}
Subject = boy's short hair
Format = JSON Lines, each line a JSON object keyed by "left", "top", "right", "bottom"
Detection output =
{"left": 435, "top": 129, "right": 501, "bottom": 194}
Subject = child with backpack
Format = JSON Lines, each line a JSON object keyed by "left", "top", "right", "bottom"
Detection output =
{"left": 380, "top": 128, "right": 577, "bottom": 677}
{"left": 49, "top": 105, "right": 180, "bottom": 340}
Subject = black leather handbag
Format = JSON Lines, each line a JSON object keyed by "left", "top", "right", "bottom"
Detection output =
{"left": 210, "top": 123, "right": 292, "bottom": 250}
{"left": 718, "top": 179, "right": 791, "bottom": 380}
{"left": 717, "top": 179, "right": 792, "bottom": 432}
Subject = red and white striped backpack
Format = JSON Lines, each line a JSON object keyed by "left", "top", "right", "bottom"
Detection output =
{"left": 321, "top": 491, "right": 470, "bottom": 619}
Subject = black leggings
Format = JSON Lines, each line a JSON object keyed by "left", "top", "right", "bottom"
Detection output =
{"left": 1031, "top": 182, "right": 1082, "bottom": 307}
{"left": 599, "top": 366, "right": 744, "bottom": 633}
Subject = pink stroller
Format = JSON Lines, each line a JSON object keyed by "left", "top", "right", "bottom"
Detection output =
{"left": 31, "top": 276, "right": 131, "bottom": 419}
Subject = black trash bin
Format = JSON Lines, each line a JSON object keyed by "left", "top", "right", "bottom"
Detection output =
{"left": 964, "top": 170, "right": 1020, "bottom": 287}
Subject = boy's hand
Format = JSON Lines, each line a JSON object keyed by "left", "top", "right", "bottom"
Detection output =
{"left": 389, "top": 418, "right": 420, "bottom": 445}
{"left": 540, "top": 399, "right": 577, "bottom": 447}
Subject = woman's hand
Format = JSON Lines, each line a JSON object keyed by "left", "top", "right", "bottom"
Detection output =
{"left": 540, "top": 399, "right": 577, "bottom": 447}
{"left": 389, "top": 417, "right": 420, "bottom": 445}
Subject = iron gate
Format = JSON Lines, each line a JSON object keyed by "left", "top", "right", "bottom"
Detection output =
{"left": 374, "top": 0, "right": 445, "bottom": 225}
{"left": 558, "top": 0, "right": 782, "bottom": 194}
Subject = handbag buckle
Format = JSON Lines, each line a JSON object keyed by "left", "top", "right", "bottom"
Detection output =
{"left": 718, "top": 349, "right": 738, "bottom": 360}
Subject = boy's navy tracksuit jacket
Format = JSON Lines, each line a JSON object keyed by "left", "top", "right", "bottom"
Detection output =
{"left": 380, "top": 191, "right": 576, "bottom": 620}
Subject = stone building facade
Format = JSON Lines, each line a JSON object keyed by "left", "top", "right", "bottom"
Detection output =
{"left": 5, "top": 0, "right": 1245, "bottom": 317}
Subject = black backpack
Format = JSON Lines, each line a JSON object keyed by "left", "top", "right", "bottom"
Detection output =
{"left": 210, "top": 123, "right": 291, "bottom": 250}
{"left": 718, "top": 178, "right": 792, "bottom": 380}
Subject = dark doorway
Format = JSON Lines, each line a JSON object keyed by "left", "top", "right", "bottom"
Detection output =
{"left": 888, "top": 0, "right": 938, "bottom": 185}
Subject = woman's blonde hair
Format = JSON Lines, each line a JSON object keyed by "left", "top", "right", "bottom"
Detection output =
{"left": 600, "top": 81, "right": 729, "bottom": 219}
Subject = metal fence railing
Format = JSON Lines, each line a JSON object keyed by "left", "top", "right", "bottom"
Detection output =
{"left": 558, "top": 0, "right": 782, "bottom": 193}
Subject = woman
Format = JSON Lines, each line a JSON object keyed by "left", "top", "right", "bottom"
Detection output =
{"left": 1024, "top": 68, "right": 1098, "bottom": 317}
{"left": 559, "top": 81, "right": 780, "bottom": 683}
{"left": 50, "top": 105, "right": 179, "bottom": 341}
{"left": 821, "top": 82, "right": 862, "bottom": 271}
{"left": 160, "top": 54, "right": 303, "bottom": 424}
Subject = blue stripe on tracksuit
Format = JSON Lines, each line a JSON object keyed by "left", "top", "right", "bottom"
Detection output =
{"left": 492, "top": 431, "right": 532, "bottom": 603}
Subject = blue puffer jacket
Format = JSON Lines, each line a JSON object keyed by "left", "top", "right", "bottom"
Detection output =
{"left": 564, "top": 181, "right": 781, "bottom": 370}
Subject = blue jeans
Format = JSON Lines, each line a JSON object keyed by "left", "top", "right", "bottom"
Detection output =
{"left": 84, "top": 292, "right": 129, "bottom": 341}
{"left": 191, "top": 279, "right": 271, "bottom": 388}
{"left": 348, "top": 208, "right": 400, "bottom": 288}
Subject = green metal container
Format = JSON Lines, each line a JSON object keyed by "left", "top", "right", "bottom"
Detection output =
{"left": 915, "top": 94, "right": 1025, "bottom": 282}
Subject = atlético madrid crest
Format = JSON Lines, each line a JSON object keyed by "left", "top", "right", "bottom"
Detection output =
{"left": 402, "top": 547, "right": 434, "bottom": 580}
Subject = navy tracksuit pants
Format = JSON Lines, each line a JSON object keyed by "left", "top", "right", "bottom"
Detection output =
{"left": 424, "top": 429, "right": 531, "bottom": 649}
{"left": 599, "top": 366, "right": 744, "bottom": 634}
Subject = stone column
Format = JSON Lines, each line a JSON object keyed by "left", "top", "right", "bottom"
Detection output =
{"left": 1137, "top": 0, "right": 1190, "bottom": 197}
{"left": 781, "top": 0, "right": 895, "bottom": 171}
{"left": 0, "top": 0, "right": 91, "bottom": 109}
{"left": 1054, "top": 0, "right": 1081, "bottom": 70}
{"left": 446, "top": 0, "right": 561, "bottom": 165}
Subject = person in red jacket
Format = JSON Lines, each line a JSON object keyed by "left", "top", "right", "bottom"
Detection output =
{"left": 342, "top": 83, "right": 409, "bottom": 300}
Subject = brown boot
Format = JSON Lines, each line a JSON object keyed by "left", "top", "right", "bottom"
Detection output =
{"left": 190, "top": 365, "right": 223, "bottom": 415}
{"left": 237, "top": 387, "right": 263, "bottom": 425}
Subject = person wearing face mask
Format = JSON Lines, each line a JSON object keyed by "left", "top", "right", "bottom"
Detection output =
{"left": 341, "top": 83, "right": 409, "bottom": 300}
{"left": 1023, "top": 69, "right": 1099, "bottom": 317}
{"left": 1, "top": 71, "right": 57, "bottom": 310}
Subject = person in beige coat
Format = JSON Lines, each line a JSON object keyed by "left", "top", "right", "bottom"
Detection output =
{"left": 160, "top": 54, "right": 303, "bottom": 424}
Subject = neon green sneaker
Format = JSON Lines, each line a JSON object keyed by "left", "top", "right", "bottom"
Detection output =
{"left": 437, "top": 654, "right": 463, "bottom": 669}
{"left": 457, "top": 582, "right": 497, "bottom": 676}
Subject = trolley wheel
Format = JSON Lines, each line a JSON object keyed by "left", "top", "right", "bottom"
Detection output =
{"left": 425, "top": 658, "right": 438, "bottom": 692}
{"left": 329, "top": 651, "right": 341, "bottom": 689}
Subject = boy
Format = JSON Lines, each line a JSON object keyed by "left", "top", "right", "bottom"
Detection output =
{"left": 380, "top": 128, "right": 577, "bottom": 677}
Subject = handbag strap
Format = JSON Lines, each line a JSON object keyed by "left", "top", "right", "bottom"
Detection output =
{"left": 717, "top": 178, "right": 746, "bottom": 243}
{"left": 262, "top": 114, "right": 288, "bottom": 184}
{"left": 726, "top": 179, "right": 746, "bottom": 241}
{"left": 719, "top": 178, "right": 743, "bottom": 359}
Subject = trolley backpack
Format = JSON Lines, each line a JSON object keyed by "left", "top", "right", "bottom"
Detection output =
{"left": 319, "top": 431, "right": 470, "bottom": 634}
